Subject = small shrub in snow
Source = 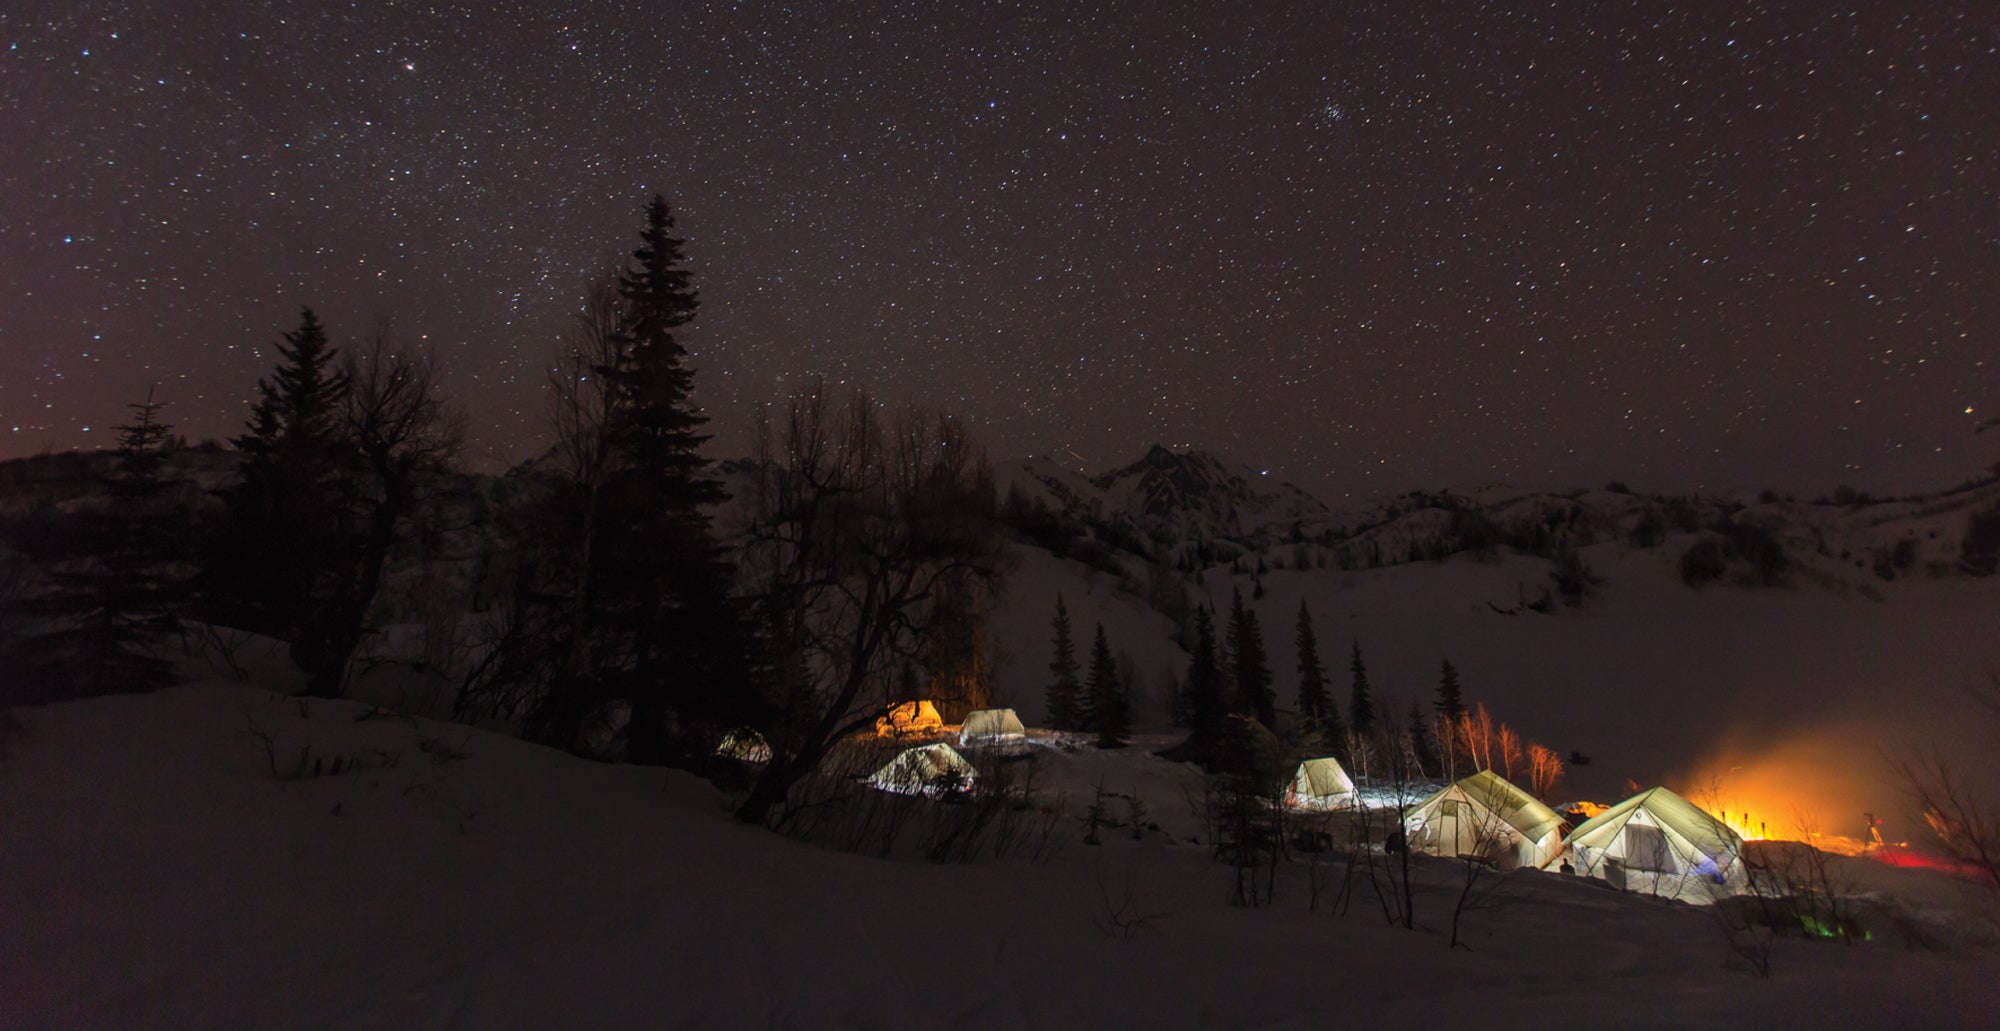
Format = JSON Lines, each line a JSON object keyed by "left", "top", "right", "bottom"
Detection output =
{"left": 1724, "top": 523, "right": 1788, "bottom": 584}
{"left": 1680, "top": 540, "right": 1728, "bottom": 588}
{"left": 1961, "top": 503, "right": 2000, "bottom": 576}
{"left": 1085, "top": 780, "right": 1109, "bottom": 845}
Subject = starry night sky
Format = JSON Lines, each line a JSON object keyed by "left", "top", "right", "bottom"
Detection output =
{"left": 4, "top": 2, "right": 1995, "bottom": 496}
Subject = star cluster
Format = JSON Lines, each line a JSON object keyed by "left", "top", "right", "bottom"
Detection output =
{"left": 3, "top": 2, "right": 1994, "bottom": 494}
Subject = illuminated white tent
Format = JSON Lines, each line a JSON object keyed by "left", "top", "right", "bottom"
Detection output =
{"left": 1404, "top": 770, "right": 1564, "bottom": 870}
{"left": 714, "top": 728, "right": 772, "bottom": 763}
{"left": 958, "top": 708, "right": 1026, "bottom": 746}
{"left": 1564, "top": 786, "right": 1748, "bottom": 903}
{"left": 866, "top": 743, "right": 977, "bottom": 798}
{"left": 1284, "top": 756, "right": 1355, "bottom": 810}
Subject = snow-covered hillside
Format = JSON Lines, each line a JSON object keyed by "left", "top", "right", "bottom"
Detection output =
{"left": 5, "top": 682, "right": 1996, "bottom": 1028}
{"left": 984, "top": 448, "right": 2000, "bottom": 845}
{"left": 6, "top": 442, "right": 1997, "bottom": 847}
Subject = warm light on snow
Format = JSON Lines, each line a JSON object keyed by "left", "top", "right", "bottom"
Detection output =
{"left": 1680, "top": 730, "right": 1897, "bottom": 848}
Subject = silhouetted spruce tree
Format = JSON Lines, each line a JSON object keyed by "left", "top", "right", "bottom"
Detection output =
{"left": 1406, "top": 698, "right": 1437, "bottom": 776}
{"left": 1294, "top": 600, "right": 1329, "bottom": 719}
{"left": 208, "top": 308, "right": 349, "bottom": 639}
{"left": 1167, "top": 669, "right": 1192, "bottom": 729}
{"left": 583, "top": 194, "right": 746, "bottom": 764}
{"left": 1436, "top": 658, "right": 1467, "bottom": 724}
{"left": 1045, "top": 593, "right": 1083, "bottom": 731}
{"left": 1314, "top": 657, "right": 1349, "bottom": 762}
{"left": 1348, "top": 640, "right": 1376, "bottom": 738}
{"left": 119, "top": 389, "right": 175, "bottom": 457}
{"left": 1165, "top": 606, "right": 1227, "bottom": 762}
{"left": 1088, "top": 622, "right": 1128, "bottom": 747}
{"left": 1227, "top": 589, "right": 1275, "bottom": 727}
{"left": 3, "top": 391, "right": 191, "bottom": 701}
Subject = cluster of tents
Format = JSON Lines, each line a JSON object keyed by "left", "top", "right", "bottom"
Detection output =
{"left": 865, "top": 707, "right": 1029, "bottom": 797}
{"left": 1289, "top": 756, "right": 1749, "bottom": 904}
{"left": 718, "top": 705, "right": 1029, "bottom": 800}
{"left": 721, "top": 704, "right": 1750, "bottom": 905}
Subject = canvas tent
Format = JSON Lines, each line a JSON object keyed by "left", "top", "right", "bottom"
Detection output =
{"left": 1285, "top": 757, "right": 1356, "bottom": 810}
{"left": 714, "top": 728, "right": 772, "bottom": 763}
{"left": 875, "top": 700, "right": 944, "bottom": 737}
{"left": 1405, "top": 770, "right": 1565, "bottom": 871}
{"left": 866, "top": 743, "right": 977, "bottom": 798}
{"left": 958, "top": 708, "right": 1026, "bottom": 746}
{"left": 1564, "top": 786, "right": 1748, "bottom": 903}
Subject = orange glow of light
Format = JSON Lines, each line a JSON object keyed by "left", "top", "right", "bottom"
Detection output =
{"left": 1678, "top": 730, "right": 1895, "bottom": 848}
{"left": 1702, "top": 801, "right": 1778, "bottom": 842}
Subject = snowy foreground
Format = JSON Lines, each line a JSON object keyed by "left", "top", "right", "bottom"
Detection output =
{"left": 6, "top": 683, "right": 1999, "bottom": 1029}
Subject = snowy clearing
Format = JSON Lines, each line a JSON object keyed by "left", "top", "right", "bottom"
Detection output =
{"left": 5, "top": 682, "right": 1998, "bottom": 1028}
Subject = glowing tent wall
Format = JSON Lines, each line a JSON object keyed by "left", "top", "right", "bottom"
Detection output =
{"left": 1404, "top": 769, "right": 1565, "bottom": 871}
{"left": 1564, "top": 786, "right": 1748, "bottom": 904}
{"left": 1285, "top": 757, "right": 1356, "bottom": 811}
{"left": 958, "top": 708, "right": 1026, "bottom": 745}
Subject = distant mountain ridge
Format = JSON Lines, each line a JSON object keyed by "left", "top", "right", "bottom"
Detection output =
{"left": 994, "top": 444, "right": 2000, "bottom": 601}
{"left": 4, "top": 442, "right": 1996, "bottom": 624}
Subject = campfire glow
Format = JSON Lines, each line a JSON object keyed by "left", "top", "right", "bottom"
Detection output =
{"left": 1704, "top": 803, "right": 1775, "bottom": 843}
{"left": 1703, "top": 800, "right": 1880, "bottom": 855}
{"left": 1679, "top": 728, "right": 1899, "bottom": 853}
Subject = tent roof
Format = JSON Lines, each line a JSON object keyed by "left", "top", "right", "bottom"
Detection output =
{"left": 869, "top": 742, "right": 976, "bottom": 791}
{"left": 961, "top": 709, "right": 1024, "bottom": 733}
{"left": 1293, "top": 756, "right": 1355, "bottom": 798}
{"left": 714, "top": 727, "right": 771, "bottom": 761}
{"left": 884, "top": 700, "right": 941, "bottom": 722}
{"left": 1566, "top": 786, "right": 1742, "bottom": 859}
{"left": 877, "top": 700, "right": 944, "bottom": 735}
{"left": 1417, "top": 770, "right": 1563, "bottom": 842}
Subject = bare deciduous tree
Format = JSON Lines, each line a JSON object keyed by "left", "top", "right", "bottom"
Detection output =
{"left": 1890, "top": 743, "right": 2000, "bottom": 893}
{"left": 1527, "top": 743, "right": 1565, "bottom": 798}
{"left": 458, "top": 274, "right": 625, "bottom": 732}
{"left": 1361, "top": 706, "right": 1424, "bottom": 931}
{"left": 1884, "top": 673, "right": 2000, "bottom": 895}
{"left": 1497, "top": 723, "right": 1523, "bottom": 781}
{"left": 539, "top": 273, "right": 625, "bottom": 706}
{"left": 734, "top": 383, "right": 1002, "bottom": 825}
{"left": 298, "top": 321, "right": 463, "bottom": 698}
{"left": 1441, "top": 775, "right": 1526, "bottom": 949}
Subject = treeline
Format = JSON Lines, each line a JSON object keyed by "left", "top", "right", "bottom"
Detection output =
{"left": 1047, "top": 589, "right": 1566, "bottom": 797}
{"left": 0, "top": 196, "right": 1001, "bottom": 826}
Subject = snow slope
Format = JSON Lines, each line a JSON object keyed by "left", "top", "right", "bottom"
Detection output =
{"left": 979, "top": 449, "right": 2000, "bottom": 846}
{"left": 986, "top": 537, "right": 2000, "bottom": 845}
{"left": 5, "top": 682, "right": 1998, "bottom": 1028}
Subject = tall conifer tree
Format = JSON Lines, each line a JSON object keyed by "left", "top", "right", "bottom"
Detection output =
{"left": 1407, "top": 698, "right": 1438, "bottom": 775}
{"left": 1088, "top": 622, "right": 1128, "bottom": 747}
{"left": 1294, "top": 600, "right": 1329, "bottom": 719}
{"left": 585, "top": 195, "right": 744, "bottom": 762}
{"left": 1349, "top": 639, "right": 1376, "bottom": 738}
{"left": 1045, "top": 593, "right": 1082, "bottom": 731}
{"left": 209, "top": 308, "right": 349, "bottom": 638}
{"left": 4, "top": 391, "right": 190, "bottom": 699}
{"left": 1185, "top": 606, "right": 1225, "bottom": 745}
{"left": 1228, "top": 589, "right": 1274, "bottom": 727}
{"left": 1436, "top": 659, "right": 1467, "bottom": 724}
{"left": 602, "top": 196, "right": 722, "bottom": 517}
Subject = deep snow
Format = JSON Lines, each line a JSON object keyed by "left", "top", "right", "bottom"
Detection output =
{"left": 4, "top": 682, "right": 1998, "bottom": 1029}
